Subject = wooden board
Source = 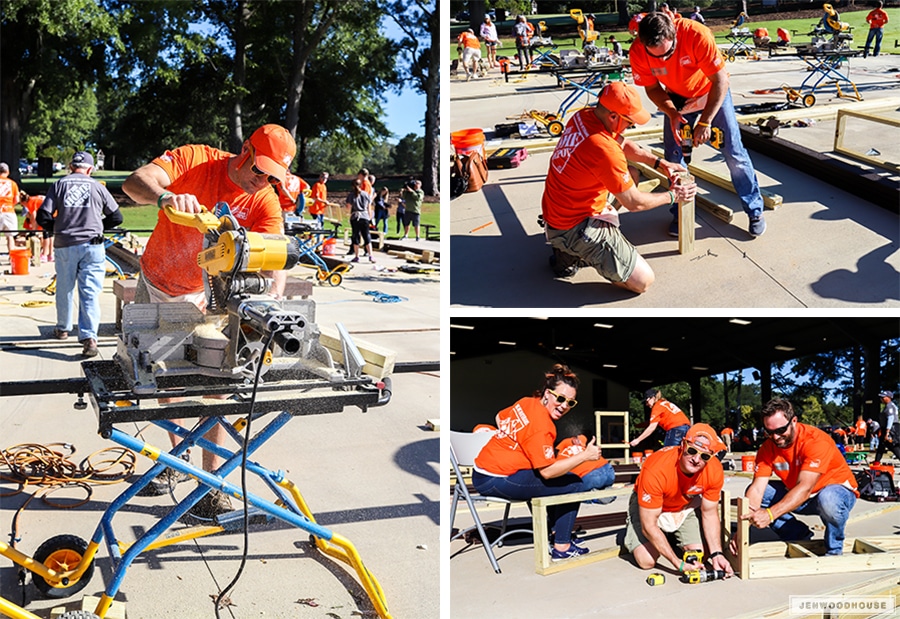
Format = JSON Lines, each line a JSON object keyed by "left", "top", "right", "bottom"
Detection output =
{"left": 318, "top": 327, "right": 396, "bottom": 378}
{"left": 678, "top": 171, "right": 695, "bottom": 254}
{"left": 634, "top": 162, "right": 734, "bottom": 224}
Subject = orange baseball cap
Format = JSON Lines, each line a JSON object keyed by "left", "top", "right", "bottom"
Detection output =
{"left": 684, "top": 423, "right": 726, "bottom": 453}
{"left": 249, "top": 124, "right": 296, "bottom": 183}
{"left": 598, "top": 81, "right": 651, "bottom": 125}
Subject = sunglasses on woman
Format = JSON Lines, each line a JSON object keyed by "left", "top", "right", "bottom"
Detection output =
{"left": 685, "top": 445, "right": 712, "bottom": 461}
{"left": 547, "top": 389, "right": 577, "bottom": 408}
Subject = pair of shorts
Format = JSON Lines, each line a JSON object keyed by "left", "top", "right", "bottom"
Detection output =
{"left": 402, "top": 212, "right": 420, "bottom": 227}
{"left": 546, "top": 218, "right": 638, "bottom": 283}
{"left": 0, "top": 212, "right": 17, "bottom": 235}
{"left": 461, "top": 47, "right": 482, "bottom": 65}
{"left": 623, "top": 493, "right": 702, "bottom": 553}
{"left": 485, "top": 40, "right": 498, "bottom": 47}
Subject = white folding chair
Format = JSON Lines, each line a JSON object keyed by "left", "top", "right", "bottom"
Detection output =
{"left": 449, "top": 430, "right": 533, "bottom": 573}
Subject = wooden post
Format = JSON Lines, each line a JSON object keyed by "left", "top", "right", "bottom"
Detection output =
{"left": 677, "top": 171, "right": 695, "bottom": 255}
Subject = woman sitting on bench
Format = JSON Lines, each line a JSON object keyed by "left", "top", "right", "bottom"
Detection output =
{"left": 473, "top": 363, "right": 603, "bottom": 561}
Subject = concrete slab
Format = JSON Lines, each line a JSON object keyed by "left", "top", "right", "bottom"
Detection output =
{"left": 0, "top": 240, "right": 439, "bottom": 618}
{"left": 450, "top": 470, "right": 900, "bottom": 619}
{"left": 451, "top": 54, "right": 900, "bottom": 308}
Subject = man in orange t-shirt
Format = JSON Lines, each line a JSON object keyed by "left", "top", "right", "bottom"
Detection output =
{"left": 853, "top": 415, "right": 867, "bottom": 446}
{"left": 738, "top": 399, "right": 858, "bottom": 556}
{"left": 630, "top": 12, "right": 766, "bottom": 238}
{"left": 308, "top": 172, "right": 330, "bottom": 226}
{"left": 541, "top": 82, "right": 695, "bottom": 294}
{"left": 456, "top": 28, "right": 482, "bottom": 79}
{"left": 720, "top": 426, "right": 734, "bottom": 452}
{"left": 122, "top": 125, "right": 295, "bottom": 517}
{"left": 0, "top": 162, "right": 20, "bottom": 256}
{"left": 631, "top": 388, "right": 692, "bottom": 447}
{"left": 624, "top": 423, "right": 732, "bottom": 576}
{"left": 276, "top": 171, "right": 309, "bottom": 216}
{"left": 864, "top": 1, "right": 889, "bottom": 57}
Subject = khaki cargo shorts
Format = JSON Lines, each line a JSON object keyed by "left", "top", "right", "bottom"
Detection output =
{"left": 623, "top": 492, "right": 703, "bottom": 553}
{"left": 546, "top": 218, "right": 637, "bottom": 283}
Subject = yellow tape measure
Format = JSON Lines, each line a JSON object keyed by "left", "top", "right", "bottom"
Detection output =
{"left": 22, "top": 300, "right": 54, "bottom": 308}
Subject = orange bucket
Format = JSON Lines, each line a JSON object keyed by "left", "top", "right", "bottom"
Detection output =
{"left": 10, "top": 248, "right": 31, "bottom": 275}
{"left": 741, "top": 455, "right": 755, "bottom": 473}
{"left": 644, "top": 450, "right": 653, "bottom": 458}
{"left": 321, "top": 237, "right": 336, "bottom": 256}
{"left": 632, "top": 452, "right": 642, "bottom": 464}
{"left": 450, "top": 128, "right": 486, "bottom": 159}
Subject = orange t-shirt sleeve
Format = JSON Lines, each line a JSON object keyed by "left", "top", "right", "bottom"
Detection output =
{"left": 702, "top": 460, "right": 724, "bottom": 503}
{"left": 754, "top": 442, "right": 774, "bottom": 478}
{"left": 635, "top": 459, "right": 667, "bottom": 510}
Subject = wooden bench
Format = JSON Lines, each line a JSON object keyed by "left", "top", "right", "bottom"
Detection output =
{"left": 421, "top": 223, "right": 439, "bottom": 241}
{"left": 113, "top": 276, "right": 314, "bottom": 331}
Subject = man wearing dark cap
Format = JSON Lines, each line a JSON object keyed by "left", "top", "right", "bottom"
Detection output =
{"left": 541, "top": 81, "right": 696, "bottom": 294}
{"left": 37, "top": 152, "right": 121, "bottom": 357}
{"left": 631, "top": 388, "right": 692, "bottom": 447}
{"left": 122, "top": 124, "right": 296, "bottom": 518}
{"left": 874, "top": 390, "right": 900, "bottom": 464}
{"left": 624, "top": 423, "right": 733, "bottom": 576}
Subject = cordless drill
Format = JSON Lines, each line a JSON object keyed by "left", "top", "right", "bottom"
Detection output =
{"left": 680, "top": 569, "right": 727, "bottom": 584}
{"left": 678, "top": 121, "right": 693, "bottom": 164}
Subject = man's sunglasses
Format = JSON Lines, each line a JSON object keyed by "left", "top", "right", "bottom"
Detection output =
{"left": 547, "top": 388, "right": 577, "bottom": 408}
{"left": 764, "top": 419, "right": 792, "bottom": 437}
{"left": 685, "top": 445, "right": 712, "bottom": 461}
{"left": 646, "top": 36, "right": 677, "bottom": 60}
{"left": 251, "top": 163, "right": 280, "bottom": 185}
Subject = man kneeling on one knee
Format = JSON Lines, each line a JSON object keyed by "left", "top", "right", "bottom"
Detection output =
{"left": 735, "top": 399, "right": 858, "bottom": 556}
{"left": 624, "top": 423, "right": 733, "bottom": 576}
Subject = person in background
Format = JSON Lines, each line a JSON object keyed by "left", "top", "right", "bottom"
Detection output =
{"left": 630, "top": 12, "right": 767, "bottom": 238}
{"left": 874, "top": 390, "right": 900, "bottom": 464}
{"left": 395, "top": 189, "right": 406, "bottom": 237}
{"left": 624, "top": 423, "right": 732, "bottom": 576}
{"left": 557, "top": 434, "right": 617, "bottom": 503}
{"left": 400, "top": 179, "right": 424, "bottom": 241}
{"left": 607, "top": 35, "right": 624, "bottom": 58}
{"left": 308, "top": 172, "right": 329, "bottom": 227}
{"left": 720, "top": 426, "right": 734, "bottom": 452}
{"left": 275, "top": 170, "right": 308, "bottom": 218}
{"left": 346, "top": 178, "right": 375, "bottom": 263}
{"left": 737, "top": 399, "right": 858, "bottom": 556}
{"left": 37, "top": 152, "right": 121, "bottom": 357}
{"left": 853, "top": 415, "right": 868, "bottom": 447}
{"left": 20, "top": 191, "right": 53, "bottom": 262}
{"left": 121, "top": 124, "right": 295, "bottom": 518}
{"left": 480, "top": 15, "right": 499, "bottom": 68}
{"left": 513, "top": 15, "right": 534, "bottom": 70}
{"left": 867, "top": 418, "right": 880, "bottom": 452}
{"left": 631, "top": 389, "right": 693, "bottom": 447}
{"left": 863, "top": 1, "right": 889, "bottom": 58}
{"left": 0, "top": 162, "right": 19, "bottom": 258}
{"left": 457, "top": 28, "right": 483, "bottom": 80}
{"left": 689, "top": 5, "right": 705, "bottom": 24}
{"left": 373, "top": 186, "right": 390, "bottom": 235}
{"left": 473, "top": 364, "right": 601, "bottom": 561}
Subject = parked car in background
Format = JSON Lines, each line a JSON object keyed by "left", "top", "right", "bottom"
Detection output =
{"left": 18, "top": 159, "right": 32, "bottom": 176}
{"left": 53, "top": 162, "right": 64, "bottom": 172}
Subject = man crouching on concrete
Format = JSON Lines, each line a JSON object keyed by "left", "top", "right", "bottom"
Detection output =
{"left": 541, "top": 81, "right": 696, "bottom": 294}
{"left": 623, "top": 423, "right": 734, "bottom": 576}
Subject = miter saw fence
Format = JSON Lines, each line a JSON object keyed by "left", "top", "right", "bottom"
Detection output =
{"left": 117, "top": 205, "right": 355, "bottom": 395}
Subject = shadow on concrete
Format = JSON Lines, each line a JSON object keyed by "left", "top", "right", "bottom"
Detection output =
{"left": 811, "top": 242, "right": 900, "bottom": 303}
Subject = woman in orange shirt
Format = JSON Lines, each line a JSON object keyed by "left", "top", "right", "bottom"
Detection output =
{"left": 473, "top": 364, "right": 602, "bottom": 561}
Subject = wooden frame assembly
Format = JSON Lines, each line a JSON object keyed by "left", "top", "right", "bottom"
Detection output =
{"left": 833, "top": 108, "right": 900, "bottom": 171}
{"left": 724, "top": 496, "right": 900, "bottom": 579}
{"left": 594, "top": 410, "right": 630, "bottom": 462}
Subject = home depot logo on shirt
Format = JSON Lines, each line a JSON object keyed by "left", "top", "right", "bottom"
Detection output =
{"left": 496, "top": 403, "right": 530, "bottom": 441}
{"left": 544, "top": 446, "right": 554, "bottom": 460}
{"left": 550, "top": 113, "right": 588, "bottom": 174}
{"left": 642, "top": 492, "right": 652, "bottom": 503}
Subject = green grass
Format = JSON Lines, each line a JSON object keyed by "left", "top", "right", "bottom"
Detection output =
{"left": 450, "top": 9, "right": 899, "bottom": 58}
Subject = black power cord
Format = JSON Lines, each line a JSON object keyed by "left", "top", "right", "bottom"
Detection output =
{"left": 214, "top": 329, "right": 276, "bottom": 618}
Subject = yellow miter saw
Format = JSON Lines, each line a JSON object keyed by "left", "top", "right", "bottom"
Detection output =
{"left": 117, "top": 204, "right": 384, "bottom": 397}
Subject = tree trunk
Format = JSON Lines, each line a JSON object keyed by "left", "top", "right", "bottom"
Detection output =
{"left": 422, "top": 7, "right": 440, "bottom": 197}
{"left": 617, "top": 0, "right": 630, "bottom": 26}
{"left": 229, "top": 0, "right": 249, "bottom": 154}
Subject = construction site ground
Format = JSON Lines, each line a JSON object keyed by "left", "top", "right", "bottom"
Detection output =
{"left": 450, "top": 458, "right": 900, "bottom": 619}
{"left": 450, "top": 52, "right": 900, "bottom": 308}
{"left": 0, "top": 235, "right": 439, "bottom": 618}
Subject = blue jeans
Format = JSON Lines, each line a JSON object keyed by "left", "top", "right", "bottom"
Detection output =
{"left": 760, "top": 480, "right": 857, "bottom": 555}
{"left": 864, "top": 28, "right": 883, "bottom": 57}
{"left": 663, "top": 90, "right": 764, "bottom": 219}
{"left": 581, "top": 462, "right": 615, "bottom": 490}
{"left": 664, "top": 424, "right": 690, "bottom": 447}
{"left": 54, "top": 242, "right": 105, "bottom": 341}
{"left": 374, "top": 210, "right": 390, "bottom": 234}
{"left": 473, "top": 469, "right": 585, "bottom": 545}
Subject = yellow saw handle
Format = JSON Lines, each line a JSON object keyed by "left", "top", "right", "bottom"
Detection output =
{"left": 163, "top": 205, "right": 222, "bottom": 234}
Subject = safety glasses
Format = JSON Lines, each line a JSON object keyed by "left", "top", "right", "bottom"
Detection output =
{"left": 251, "top": 163, "right": 280, "bottom": 185}
{"left": 547, "top": 388, "right": 577, "bottom": 408}
{"left": 685, "top": 445, "right": 712, "bottom": 461}
{"left": 764, "top": 419, "right": 792, "bottom": 437}
{"left": 645, "top": 36, "right": 677, "bottom": 60}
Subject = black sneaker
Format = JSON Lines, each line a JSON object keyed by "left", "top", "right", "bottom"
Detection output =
{"left": 749, "top": 215, "right": 767, "bottom": 238}
{"left": 81, "top": 338, "right": 99, "bottom": 357}
{"left": 668, "top": 217, "right": 679, "bottom": 238}
{"left": 190, "top": 489, "right": 234, "bottom": 519}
